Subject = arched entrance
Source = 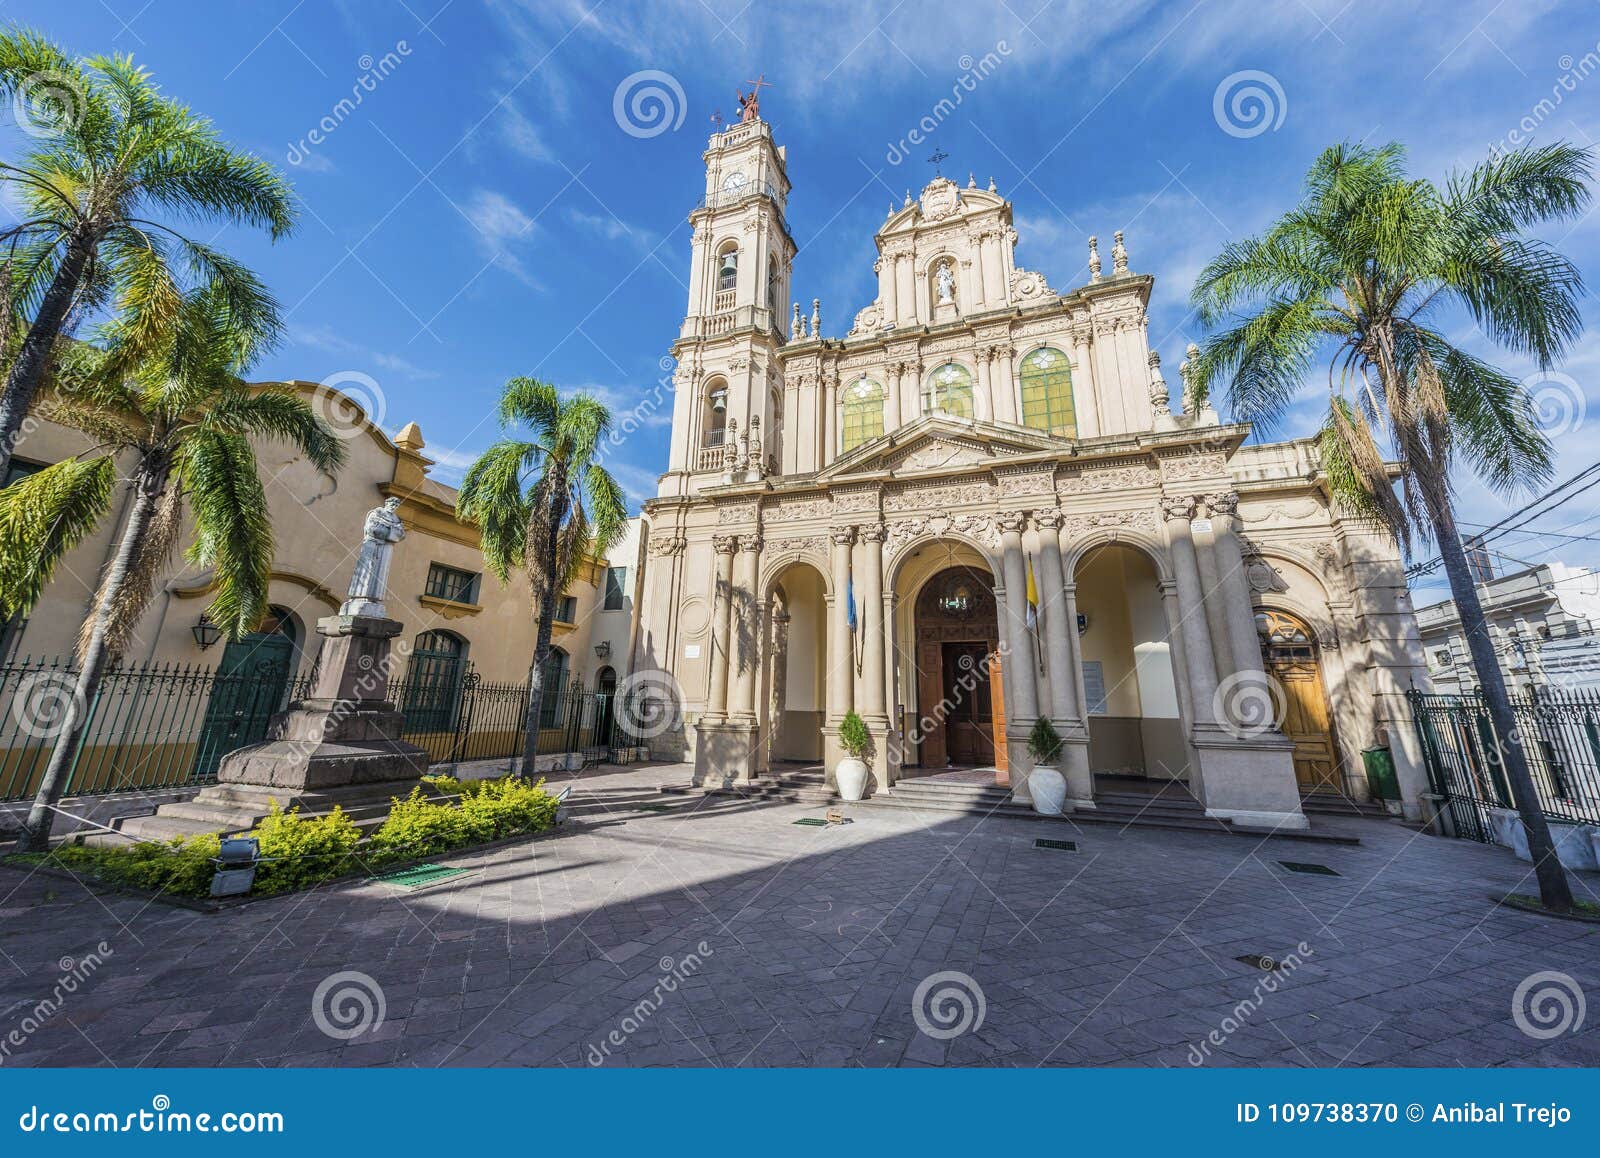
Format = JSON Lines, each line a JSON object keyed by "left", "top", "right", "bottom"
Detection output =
{"left": 1072, "top": 544, "right": 1185, "bottom": 781}
{"left": 403, "top": 629, "right": 468, "bottom": 733}
{"left": 192, "top": 605, "right": 298, "bottom": 779}
{"left": 762, "top": 561, "right": 828, "bottom": 767}
{"left": 1256, "top": 609, "right": 1340, "bottom": 794}
{"left": 908, "top": 564, "right": 1006, "bottom": 773}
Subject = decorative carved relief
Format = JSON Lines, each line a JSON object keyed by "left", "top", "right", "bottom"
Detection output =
{"left": 1159, "top": 452, "right": 1229, "bottom": 483}
{"left": 1009, "top": 268, "right": 1051, "bottom": 300}
{"left": 647, "top": 535, "right": 687, "bottom": 557}
{"left": 883, "top": 479, "right": 995, "bottom": 513}
{"left": 1063, "top": 509, "right": 1159, "bottom": 537}
{"left": 1057, "top": 463, "right": 1161, "bottom": 494}
{"left": 997, "top": 468, "right": 1055, "bottom": 497}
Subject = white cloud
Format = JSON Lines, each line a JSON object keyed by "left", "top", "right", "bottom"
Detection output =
{"left": 462, "top": 189, "right": 542, "bottom": 287}
{"left": 286, "top": 324, "right": 440, "bottom": 380}
{"left": 498, "top": 98, "right": 554, "bottom": 163}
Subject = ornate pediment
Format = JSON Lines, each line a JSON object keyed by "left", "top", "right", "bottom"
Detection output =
{"left": 814, "top": 416, "right": 1068, "bottom": 484}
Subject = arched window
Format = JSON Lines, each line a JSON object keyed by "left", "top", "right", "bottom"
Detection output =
{"left": 702, "top": 377, "right": 729, "bottom": 448}
{"left": 716, "top": 246, "right": 738, "bottom": 293}
{"left": 923, "top": 362, "right": 974, "bottom": 419}
{"left": 538, "top": 646, "right": 569, "bottom": 728}
{"left": 840, "top": 377, "right": 886, "bottom": 452}
{"left": 404, "top": 630, "right": 466, "bottom": 733}
{"left": 1019, "top": 347, "right": 1076, "bottom": 437}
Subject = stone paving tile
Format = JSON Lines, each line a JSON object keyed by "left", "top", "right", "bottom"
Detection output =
{"left": 3, "top": 761, "right": 1600, "bottom": 1067}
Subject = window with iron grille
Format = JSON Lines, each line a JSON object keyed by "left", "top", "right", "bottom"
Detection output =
{"left": 604, "top": 567, "right": 627, "bottom": 611}
{"left": 425, "top": 562, "right": 480, "bottom": 604}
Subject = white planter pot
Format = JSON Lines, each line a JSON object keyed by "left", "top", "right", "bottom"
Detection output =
{"left": 1029, "top": 766, "right": 1067, "bottom": 816}
{"left": 835, "top": 757, "right": 869, "bottom": 802}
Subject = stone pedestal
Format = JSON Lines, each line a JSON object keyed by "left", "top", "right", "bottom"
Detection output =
{"left": 692, "top": 720, "right": 760, "bottom": 789}
{"left": 1190, "top": 724, "right": 1307, "bottom": 830}
{"left": 119, "top": 614, "right": 431, "bottom": 841}
{"left": 1060, "top": 726, "right": 1094, "bottom": 810}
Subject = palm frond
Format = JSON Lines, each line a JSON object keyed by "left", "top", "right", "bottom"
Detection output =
{"left": 1321, "top": 398, "right": 1410, "bottom": 551}
{"left": 456, "top": 439, "right": 539, "bottom": 581}
{"left": 498, "top": 376, "right": 560, "bottom": 433}
{"left": 0, "top": 455, "right": 116, "bottom": 619}
{"left": 203, "top": 385, "right": 346, "bottom": 475}
{"left": 179, "top": 431, "right": 272, "bottom": 639}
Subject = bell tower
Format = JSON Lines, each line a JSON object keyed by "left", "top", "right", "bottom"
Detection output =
{"left": 661, "top": 101, "right": 795, "bottom": 498}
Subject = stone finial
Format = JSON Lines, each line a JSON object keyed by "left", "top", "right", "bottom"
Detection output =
{"left": 393, "top": 421, "right": 425, "bottom": 452}
{"left": 723, "top": 418, "right": 740, "bottom": 470}
{"left": 904, "top": 190, "right": 913, "bottom": 207}
{"left": 1088, "top": 235, "right": 1102, "bottom": 282}
{"left": 749, "top": 416, "right": 763, "bottom": 475}
{"left": 968, "top": 172, "right": 977, "bottom": 188}
{"left": 1112, "top": 230, "right": 1129, "bottom": 275}
{"left": 888, "top": 199, "right": 896, "bottom": 216}
{"left": 1147, "top": 350, "right": 1170, "bottom": 418}
{"left": 987, "top": 175, "right": 997, "bottom": 192}
{"left": 791, "top": 301, "right": 802, "bottom": 339}
{"left": 811, "top": 297, "right": 821, "bottom": 337}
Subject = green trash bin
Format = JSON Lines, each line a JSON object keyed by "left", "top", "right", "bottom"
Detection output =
{"left": 1362, "top": 746, "right": 1401, "bottom": 801}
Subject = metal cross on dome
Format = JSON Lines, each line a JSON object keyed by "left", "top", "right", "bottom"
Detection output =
{"left": 928, "top": 147, "right": 949, "bottom": 175}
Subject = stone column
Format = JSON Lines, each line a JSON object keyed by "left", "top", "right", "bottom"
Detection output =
{"left": 1203, "top": 492, "right": 1271, "bottom": 715}
{"left": 896, "top": 254, "right": 916, "bottom": 324}
{"left": 855, "top": 524, "right": 889, "bottom": 793}
{"left": 1161, "top": 497, "right": 1218, "bottom": 724}
{"left": 885, "top": 362, "right": 903, "bottom": 432}
{"left": 880, "top": 255, "right": 898, "bottom": 325}
{"left": 1033, "top": 512, "right": 1074, "bottom": 723}
{"left": 975, "top": 349, "right": 995, "bottom": 421}
{"left": 993, "top": 345, "right": 1017, "bottom": 425}
{"left": 822, "top": 374, "right": 837, "bottom": 463}
{"left": 827, "top": 527, "right": 856, "bottom": 722}
{"left": 730, "top": 535, "right": 762, "bottom": 721}
{"left": 705, "top": 534, "right": 738, "bottom": 723}
{"left": 1037, "top": 513, "right": 1091, "bottom": 808}
{"left": 998, "top": 511, "right": 1039, "bottom": 803}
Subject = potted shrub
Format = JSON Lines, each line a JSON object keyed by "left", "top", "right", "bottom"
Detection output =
{"left": 1026, "top": 717, "right": 1067, "bottom": 816}
{"left": 836, "top": 711, "right": 871, "bottom": 801}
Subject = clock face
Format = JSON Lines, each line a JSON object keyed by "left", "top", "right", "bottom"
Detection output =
{"left": 722, "top": 171, "right": 747, "bottom": 193}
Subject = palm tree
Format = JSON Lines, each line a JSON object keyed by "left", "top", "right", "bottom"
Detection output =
{"left": 456, "top": 380, "right": 627, "bottom": 776}
{"left": 0, "top": 285, "right": 343, "bottom": 850}
{"left": 0, "top": 25, "right": 295, "bottom": 482}
{"left": 1189, "top": 140, "right": 1591, "bottom": 913}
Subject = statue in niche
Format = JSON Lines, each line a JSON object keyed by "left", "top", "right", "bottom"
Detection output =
{"left": 934, "top": 260, "right": 957, "bottom": 305}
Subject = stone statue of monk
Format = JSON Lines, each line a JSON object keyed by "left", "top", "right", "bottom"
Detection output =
{"left": 342, "top": 497, "right": 406, "bottom": 618}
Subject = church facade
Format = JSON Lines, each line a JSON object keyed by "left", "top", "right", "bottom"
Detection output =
{"left": 634, "top": 114, "right": 1432, "bottom": 827}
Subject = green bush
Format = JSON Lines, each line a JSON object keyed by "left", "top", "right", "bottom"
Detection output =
{"left": 5, "top": 776, "right": 561, "bottom": 900}
{"left": 250, "top": 804, "right": 363, "bottom": 895}
{"left": 1027, "top": 717, "right": 1063, "bottom": 765}
{"left": 27, "top": 832, "right": 220, "bottom": 897}
{"left": 839, "top": 710, "right": 870, "bottom": 759}
{"left": 369, "top": 787, "right": 472, "bottom": 859}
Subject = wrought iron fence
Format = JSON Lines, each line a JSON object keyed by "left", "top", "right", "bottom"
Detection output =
{"left": 1408, "top": 687, "right": 1600, "bottom": 843}
{"left": 0, "top": 656, "right": 642, "bottom": 804}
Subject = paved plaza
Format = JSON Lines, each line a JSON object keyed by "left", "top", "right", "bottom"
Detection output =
{"left": 2, "top": 763, "right": 1599, "bottom": 1068}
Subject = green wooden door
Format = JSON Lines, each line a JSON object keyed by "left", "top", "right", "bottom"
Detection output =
{"left": 191, "top": 612, "right": 296, "bottom": 780}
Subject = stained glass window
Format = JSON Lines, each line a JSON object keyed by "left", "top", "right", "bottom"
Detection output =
{"left": 841, "top": 377, "right": 885, "bottom": 452}
{"left": 924, "top": 362, "right": 974, "bottom": 418}
{"left": 1019, "top": 347, "right": 1076, "bottom": 437}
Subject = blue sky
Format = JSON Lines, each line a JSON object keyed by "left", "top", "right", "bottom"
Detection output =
{"left": 8, "top": 0, "right": 1599, "bottom": 602}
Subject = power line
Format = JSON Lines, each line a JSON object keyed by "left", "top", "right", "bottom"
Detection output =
{"left": 1406, "top": 461, "right": 1600, "bottom": 579}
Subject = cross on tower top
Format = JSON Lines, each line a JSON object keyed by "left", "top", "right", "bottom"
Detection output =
{"left": 737, "top": 74, "right": 772, "bottom": 123}
{"left": 928, "top": 147, "right": 950, "bottom": 175}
